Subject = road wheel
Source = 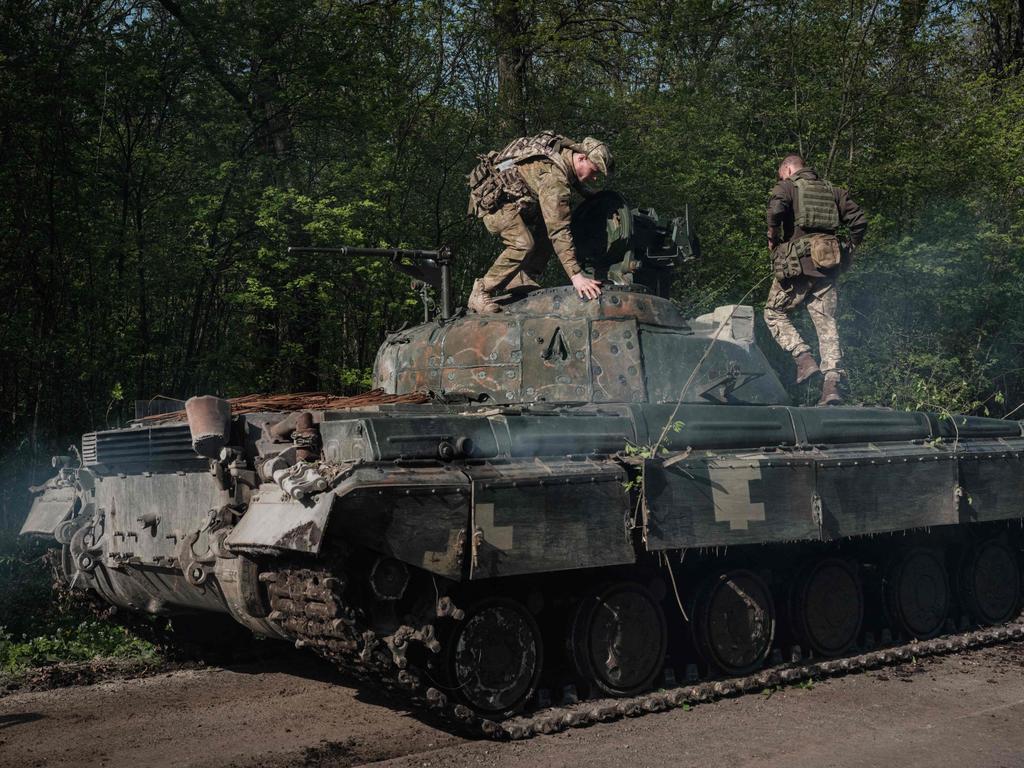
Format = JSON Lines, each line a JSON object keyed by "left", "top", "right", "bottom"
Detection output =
{"left": 692, "top": 569, "right": 774, "bottom": 675}
{"left": 790, "top": 557, "right": 863, "bottom": 657}
{"left": 884, "top": 547, "right": 950, "bottom": 639}
{"left": 959, "top": 539, "right": 1021, "bottom": 626}
{"left": 569, "top": 582, "right": 667, "bottom": 696}
{"left": 446, "top": 597, "right": 542, "bottom": 717}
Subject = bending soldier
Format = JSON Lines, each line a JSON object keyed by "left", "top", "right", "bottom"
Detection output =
{"left": 466, "top": 132, "right": 612, "bottom": 313}
{"left": 764, "top": 154, "right": 867, "bottom": 405}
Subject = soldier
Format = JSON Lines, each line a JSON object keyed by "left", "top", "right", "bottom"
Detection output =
{"left": 466, "top": 132, "right": 613, "bottom": 313}
{"left": 764, "top": 154, "right": 867, "bottom": 405}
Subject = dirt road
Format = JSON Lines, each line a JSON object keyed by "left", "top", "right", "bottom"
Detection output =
{"left": 2, "top": 642, "right": 1024, "bottom": 768}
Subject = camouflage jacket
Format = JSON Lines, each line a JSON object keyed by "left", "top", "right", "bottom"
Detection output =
{"left": 515, "top": 149, "right": 583, "bottom": 276}
{"left": 469, "top": 132, "right": 588, "bottom": 277}
{"left": 767, "top": 167, "right": 868, "bottom": 247}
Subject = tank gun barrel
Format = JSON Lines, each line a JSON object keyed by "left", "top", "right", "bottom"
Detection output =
{"left": 287, "top": 245, "right": 452, "bottom": 320}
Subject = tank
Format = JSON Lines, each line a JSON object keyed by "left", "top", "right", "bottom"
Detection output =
{"left": 21, "top": 192, "right": 1024, "bottom": 737}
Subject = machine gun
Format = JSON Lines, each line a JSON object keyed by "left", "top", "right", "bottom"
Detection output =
{"left": 287, "top": 245, "right": 453, "bottom": 321}
{"left": 570, "top": 190, "right": 699, "bottom": 298}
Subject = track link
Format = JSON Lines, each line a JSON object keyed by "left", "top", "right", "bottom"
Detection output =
{"left": 261, "top": 561, "right": 1024, "bottom": 740}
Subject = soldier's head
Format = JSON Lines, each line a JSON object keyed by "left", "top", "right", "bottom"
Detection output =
{"left": 573, "top": 137, "right": 614, "bottom": 183}
{"left": 778, "top": 153, "right": 805, "bottom": 180}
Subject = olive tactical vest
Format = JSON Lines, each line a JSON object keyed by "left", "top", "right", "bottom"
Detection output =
{"left": 467, "top": 132, "right": 575, "bottom": 217}
{"left": 793, "top": 177, "right": 840, "bottom": 232}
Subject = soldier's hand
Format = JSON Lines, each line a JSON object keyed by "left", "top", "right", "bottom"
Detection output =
{"left": 570, "top": 273, "right": 603, "bottom": 300}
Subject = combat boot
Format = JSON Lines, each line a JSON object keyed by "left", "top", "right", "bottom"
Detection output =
{"left": 794, "top": 351, "right": 821, "bottom": 384}
{"left": 468, "top": 279, "right": 501, "bottom": 313}
{"left": 818, "top": 374, "right": 844, "bottom": 406}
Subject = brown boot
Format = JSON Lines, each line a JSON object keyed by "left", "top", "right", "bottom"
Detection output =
{"left": 794, "top": 351, "right": 821, "bottom": 384}
{"left": 468, "top": 279, "right": 501, "bottom": 313}
{"left": 818, "top": 374, "right": 843, "bottom": 406}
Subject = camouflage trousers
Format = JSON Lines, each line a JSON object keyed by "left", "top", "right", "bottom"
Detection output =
{"left": 479, "top": 202, "right": 554, "bottom": 294}
{"left": 763, "top": 275, "right": 845, "bottom": 376}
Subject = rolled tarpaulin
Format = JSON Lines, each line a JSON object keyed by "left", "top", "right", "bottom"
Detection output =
{"left": 184, "top": 395, "right": 232, "bottom": 458}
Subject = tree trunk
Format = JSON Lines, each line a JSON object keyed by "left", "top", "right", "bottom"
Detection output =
{"left": 493, "top": 0, "right": 531, "bottom": 135}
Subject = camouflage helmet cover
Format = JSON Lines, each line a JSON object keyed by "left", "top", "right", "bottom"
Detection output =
{"left": 579, "top": 137, "right": 614, "bottom": 176}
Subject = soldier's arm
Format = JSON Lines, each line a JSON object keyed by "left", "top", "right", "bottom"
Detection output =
{"left": 520, "top": 160, "right": 581, "bottom": 277}
{"left": 835, "top": 188, "right": 868, "bottom": 245}
{"left": 766, "top": 181, "right": 790, "bottom": 249}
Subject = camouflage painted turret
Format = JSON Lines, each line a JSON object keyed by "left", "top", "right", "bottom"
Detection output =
{"left": 374, "top": 288, "right": 781, "bottom": 407}
{"left": 21, "top": 191, "right": 1024, "bottom": 736}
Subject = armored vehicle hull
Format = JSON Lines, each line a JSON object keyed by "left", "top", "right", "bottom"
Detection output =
{"left": 23, "top": 284, "right": 1024, "bottom": 736}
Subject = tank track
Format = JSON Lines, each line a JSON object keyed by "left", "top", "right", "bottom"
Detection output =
{"left": 261, "top": 561, "right": 1024, "bottom": 740}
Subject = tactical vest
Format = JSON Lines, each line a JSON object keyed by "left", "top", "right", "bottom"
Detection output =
{"left": 467, "top": 132, "right": 576, "bottom": 217}
{"left": 793, "top": 177, "right": 840, "bottom": 232}
{"left": 773, "top": 175, "right": 844, "bottom": 278}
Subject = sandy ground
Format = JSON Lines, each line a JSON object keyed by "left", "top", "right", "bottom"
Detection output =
{"left": 2, "top": 643, "right": 1024, "bottom": 768}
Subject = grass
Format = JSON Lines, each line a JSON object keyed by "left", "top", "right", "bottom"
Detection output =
{"left": 0, "top": 532, "right": 162, "bottom": 678}
{"left": 0, "top": 620, "right": 160, "bottom": 674}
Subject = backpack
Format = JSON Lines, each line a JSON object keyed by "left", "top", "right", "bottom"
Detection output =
{"left": 467, "top": 132, "right": 575, "bottom": 217}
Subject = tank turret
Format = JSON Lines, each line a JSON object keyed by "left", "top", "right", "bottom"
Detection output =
{"left": 374, "top": 289, "right": 786, "bottom": 406}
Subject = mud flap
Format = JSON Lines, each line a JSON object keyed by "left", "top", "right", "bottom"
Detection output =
{"left": 226, "top": 486, "right": 335, "bottom": 554}
{"left": 20, "top": 484, "right": 77, "bottom": 537}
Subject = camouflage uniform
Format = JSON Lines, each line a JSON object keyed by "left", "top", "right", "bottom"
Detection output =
{"left": 467, "top": 133, "right": 612, "bottom": 307}
{"left": 763, "top": 167, "right": 867, "bottom": 379}
{"left": 479, "top": 151, "right": 583, "bottom": 294}
{"left": 764, "top": 274, "right": 842, "bottom": 372}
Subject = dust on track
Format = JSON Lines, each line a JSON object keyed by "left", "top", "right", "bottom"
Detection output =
{"left": 2, "top": 642, "right": 1024, "bottom": 768}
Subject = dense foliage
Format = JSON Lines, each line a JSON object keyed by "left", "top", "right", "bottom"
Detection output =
{"left": 0, "top": 532, "right": 161, "bottom": 671}
{"left": 1, "top": 0, "right": 1022, "bottom": 537}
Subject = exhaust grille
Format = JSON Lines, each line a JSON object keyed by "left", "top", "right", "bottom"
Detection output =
{"left": 81, "top": 433, "right": 98, "bottom": 465}
{"left": 81, "top": 424, "right": 201, "bottom": 467}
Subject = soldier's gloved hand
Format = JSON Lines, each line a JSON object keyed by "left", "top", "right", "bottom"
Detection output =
{"left": 570, "top": 273, "right": 603, "bottom": 300}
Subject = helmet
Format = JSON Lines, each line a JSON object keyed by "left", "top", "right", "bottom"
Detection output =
{"left": 579, "top": 137, "right": 614, "bottom": 176}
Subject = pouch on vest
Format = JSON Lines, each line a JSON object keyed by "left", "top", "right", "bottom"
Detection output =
{"left": 793, "top": 177, "right": 840, "bottom": 231}
{"left": 808, "top": 233, "right": 841, "bottom": 270}
{"left": 469, "top": 132, "right": 576, "bottom": 218}
{"left": 771, "top": 240, "right": 805, "bottom": 280}
{"left": 467, "top": 151, "right": 504, "bottom": 217}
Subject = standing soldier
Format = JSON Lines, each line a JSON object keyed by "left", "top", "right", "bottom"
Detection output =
{"left": 764, "top": 154, "right": 867, "bottom": 405}
{"left": 466, "top": 132, "right": 613, "bottom": 313}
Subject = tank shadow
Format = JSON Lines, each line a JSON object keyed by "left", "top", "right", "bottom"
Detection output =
{"left": 222, "top": 647, "right": 475, "bottom": 736}
{"left": 0, "top": 712, "right": 45, "bottom": 729}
